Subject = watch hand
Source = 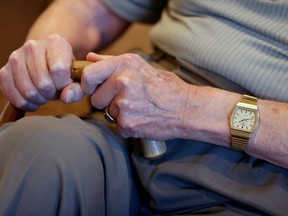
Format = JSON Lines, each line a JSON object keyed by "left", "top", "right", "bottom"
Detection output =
{"left": 239, "top": 117, "right": 254, "bottom": 123}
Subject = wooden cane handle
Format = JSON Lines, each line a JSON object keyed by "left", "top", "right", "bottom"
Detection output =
{"left": 70, "top": 60, "right": 93, "bottom": 80}
{"left": 0, "top": 61, "right": 93, "bottom": 127}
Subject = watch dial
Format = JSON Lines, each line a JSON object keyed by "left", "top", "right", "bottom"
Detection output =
{"left": 232, "top": 108, "right": 256, "bottom": 131}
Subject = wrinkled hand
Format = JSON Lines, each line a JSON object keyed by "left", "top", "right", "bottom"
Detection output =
{"left": 81, "top": 52, "right": 191, "bottom": 140}
{"left": 0, "top": 34, "right": 191, "bottom": 140}
{"left": 0, "top": 34, "right": 84, "bottom": 111}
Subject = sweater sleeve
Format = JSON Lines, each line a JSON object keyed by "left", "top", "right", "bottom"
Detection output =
{"left": 101, "top": 0, "right": 167, "bottom": 23}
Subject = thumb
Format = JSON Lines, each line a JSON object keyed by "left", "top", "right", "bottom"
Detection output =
{"left": 60, "top": 83, "right": 85, "bottom": 103}
{"left": 86, "top": 52, "right": 113, "bottom": 62}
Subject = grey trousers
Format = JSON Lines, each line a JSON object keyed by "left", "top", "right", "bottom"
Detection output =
{"left": 0, "top": 114, "right": 288, "bottom": 216}
{"left": 0, "top": 114, "right": 139, "bottom": 216}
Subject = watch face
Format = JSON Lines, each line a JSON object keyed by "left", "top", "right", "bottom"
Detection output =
{"left": 232, "top": 108, "right": 257, "bottom": 131}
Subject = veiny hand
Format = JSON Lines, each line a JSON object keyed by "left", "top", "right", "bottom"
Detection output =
{"left": 0, "top": 34, "right": 84, "bottom": 111}
{"left": 80, "top": 52, "right": 192, "bottom": 140}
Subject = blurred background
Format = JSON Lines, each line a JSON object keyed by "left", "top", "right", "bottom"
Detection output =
{"left": 0, "top": 0, "right": 152, "bottom": 118}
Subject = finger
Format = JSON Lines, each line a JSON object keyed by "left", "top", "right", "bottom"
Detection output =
{"left": 86, "top": 52, "right": 113, "bottom": 62}
{"left": 83, "top": 53, "right": 146, "bottom": 109}
{"left": 106, "top": 96, "right": 129, "bottom": 121}
{"left": 11, "top": 51, "right": 48, "bottom": 105}
{"left": 24, "top": 40, "right": 58, "bottom": 100}
{"left": 81, "top": 62, "right": 109, "bottom": 95}
{"left": 81, "top": 53, "right": 130, "bottom": 96}
{"left": 90, "top": 75, "right": 131, "bottom": 109}
{"left": 0, "top": 64, "right": 39, "bottom": 111}
{"left": 46, "top": 34, "right": 74, "bottom": 90}
{"left": 85, "top": 53, "right": 142, "bottom": 108}
{"left": 60, "top": 83, "right": 85, "bottom": 104}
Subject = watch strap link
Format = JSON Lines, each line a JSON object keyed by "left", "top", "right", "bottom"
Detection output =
{"left": 240, "top": 94, "right": 257, "bottom": 106}
{"left": 231, "top": 132, "right": 251, "bottom": 151}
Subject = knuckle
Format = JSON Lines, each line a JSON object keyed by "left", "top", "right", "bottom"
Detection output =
{"left": 0, "top": 66, "right": 6, "bottom": 80}
{"left": 47, "top": 34, "right": 71, "bottom": 50}
{"left": 50, "top": 61, "right": 69, "bottom": 73}
{"left": 38, "top": 78, "right": 54, "bottom": 93}
{"left": 124, "top": 53, "right": 142, "bottom": 61}
{"left": 117, "top": 113, "right": 138, "bottom": 137}
{"left": 25, "top": 90, "right": 47, "bottom": 105}
{"left": 115, "top": 98, "right": 129, "bottom": 110}
{"left": 82, "top": 71, "right": 93, "bottom": 84}
{"left": 23, "top": 89, "right": 37, "bottom": 100}
{"left": 114, "top": 76, "right": 131, "bottom": 89}
{"left": 47, "top": 34, "right": 63, "bottom": 42}
{"left": 9, "top": 50, "right": 18, "bottom": 60}
{"left": 23, "top": 40, "right": 41, "bottom": 59}
{"left": 117, "top": 120, "right": 135, "bottom": 138}
{"left": 24, "top": 39, "right": 36, "bottom": 47}
{"left": 8, "top": 51, "right": 19, "bottom": 66}
{"left": 119, "top": 53, "right": 143, "bottom": 66}
{"left": 119, "top": 119, "right": 132, "bottom": 131}
{"left": 14, "top": 99, "right": 29, "bottom": 109}
{"left": 23, "top": 40, "right": 38, "bottom": 53}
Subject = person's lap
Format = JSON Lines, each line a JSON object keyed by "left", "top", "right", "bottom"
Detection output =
{"left": 133, "top": 139, "right": 288, "bottom": 215}
{"left": 0, "top": 114, "right": 139, "bottom": 216}
{"left": 0, "top": 114, "right": 287, "bottom": 216}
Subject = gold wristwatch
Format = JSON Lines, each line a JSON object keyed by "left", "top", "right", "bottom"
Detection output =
{"left": 230, "top": 94, "right": 259, "bottom": 151}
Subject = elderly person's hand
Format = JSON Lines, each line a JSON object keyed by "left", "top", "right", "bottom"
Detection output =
{"left": 0, "top": 34, "right": 83, "bottom": 111}
{"left": 80, "top": 52, "right": 192, "bottom": 140}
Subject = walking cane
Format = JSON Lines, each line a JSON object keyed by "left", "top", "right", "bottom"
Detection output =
{"left": 0, "top": 61, "right": 167, "bottom": 159}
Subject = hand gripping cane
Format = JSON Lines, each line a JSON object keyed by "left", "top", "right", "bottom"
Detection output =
{"left": 0, "top": 61, "right": 167, "bottom": 160}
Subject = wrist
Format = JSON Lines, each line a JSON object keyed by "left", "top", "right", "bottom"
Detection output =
{"left": 245, "top": 99, "right": 286, "bottom": 167}
{"left": 179, "top": 85, "right": 240, "bottom": 147}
